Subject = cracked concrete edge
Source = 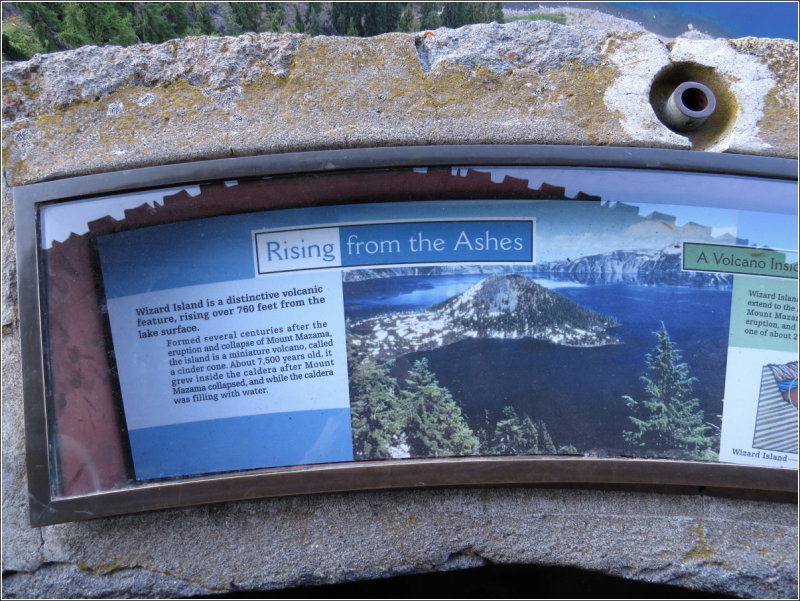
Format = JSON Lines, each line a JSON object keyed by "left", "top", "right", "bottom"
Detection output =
{"left": 1, "top": 550, "right": 484, "bottom": 599}
{"left": 2, "top": 23, "right": 797, "bottom": 187}
{"left": 602, "top": 31, "right": 685, "bottom": 146}
{"left": 1, "top": 32, "right": 308, "bottom": 120}
{"left": 2, "top": 563, "right": 216, "bottom": 599}
{"left": 6, "top": 21, "right": 607, "bottom": 119}
{"left": 414, "top": 20, "right": 607, "bottom": 74}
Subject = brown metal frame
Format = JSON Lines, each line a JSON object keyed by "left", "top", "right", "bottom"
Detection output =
{"left": 29, "top": 458, "right": 798, "bottom": 525}
{"left": 14, "top": 145, "right": 798, "bottom": 527}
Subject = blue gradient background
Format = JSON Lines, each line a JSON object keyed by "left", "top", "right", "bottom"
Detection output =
{"left": 129, "top": 409, "right": 353, "bottom": 480}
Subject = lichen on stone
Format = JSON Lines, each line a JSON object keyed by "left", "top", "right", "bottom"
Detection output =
{"left": 729, "top": 37, "right": 799, "bottom": 151}
{"left": 1, "top": 23, "right": 796, "bottom": 186}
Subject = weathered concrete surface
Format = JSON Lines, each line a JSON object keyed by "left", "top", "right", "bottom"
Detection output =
{"left": 2, "top": 21, "right": 798, "bottom": 598}
{"left": 2, "top": 487, "right": 798, "bottom": 598}
{"left": 2, "top": 21, "right": 797, "bottom": 186}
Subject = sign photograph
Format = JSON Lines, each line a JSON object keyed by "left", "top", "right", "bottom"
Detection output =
{"left": 16, "top": 147, "right": 798, "bottom": 523}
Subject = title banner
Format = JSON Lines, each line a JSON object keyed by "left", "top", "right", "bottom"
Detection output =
{"left": 254, "top": 220, "right": 535, "bottom": 274}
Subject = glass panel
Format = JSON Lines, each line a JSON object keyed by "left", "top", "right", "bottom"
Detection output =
{"left": 38, "top": 166, "right": 798, "bottom": 497}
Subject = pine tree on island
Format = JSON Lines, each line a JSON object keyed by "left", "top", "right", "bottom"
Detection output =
{"left": 490, "top": 406, "right": 537, "bottom": 455}
{"left": 347, "top": 333, "right": 404, "bottom": 460}
{"left": 622, "top": 323, "right": 717, "bottom": 460}
{"left": 402, "top": 359, "right": 480, "bottom": 458}
{"left": 488, "top": 406, "right": 559, "bottom": 455}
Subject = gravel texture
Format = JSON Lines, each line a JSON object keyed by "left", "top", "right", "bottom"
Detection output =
{"left": 415, "top": 20, "right": 606, "bottom": 74}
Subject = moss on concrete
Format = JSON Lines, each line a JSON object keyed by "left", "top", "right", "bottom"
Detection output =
{"left": 1, "top": 28, "right": 796, "bottom": 184}
{"left": 77, "top": 559, "right": 122, "bottom": 575}
{"left": 730, "top": 38, "right": 799, "bottom": 150}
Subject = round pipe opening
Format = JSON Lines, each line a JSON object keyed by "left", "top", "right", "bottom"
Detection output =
{"left": 664, "top": 81, "right": 717, "bottom": 131}
{"left": 681, "top": 86, "right": 709, "bottom": 112}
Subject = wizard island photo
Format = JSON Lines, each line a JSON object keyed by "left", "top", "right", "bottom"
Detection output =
{"left": 343, "top": 263, "right": 725, "bottom": 463}
{"left": 342, "top": 201, "right": 736, "bottom": 462}
{"left": 349, "top": 274, "right": 621, "bottom": 361}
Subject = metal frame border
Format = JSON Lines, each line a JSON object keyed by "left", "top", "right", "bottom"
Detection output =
{"left": 13, "top": 145, "right": 798, "bottom": 526}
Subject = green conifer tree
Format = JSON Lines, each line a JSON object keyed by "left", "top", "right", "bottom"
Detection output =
{"left": 230, "top": 2, "right": 264, "bottom": 33}
{"left": 487, "top": 406, "right": 559, "bottom": 455}
{"left": 362, "top": 4, "right": 382, "bottom": 36}
{"left": 419, "top": 2, "right": 442, "bottom": 29}
{"left": 440, "top": 2, "right": 504, "bottom": 28}
{"left": 347, "top": 332, "right": 404, "bottom": 460}
{"left": 349, "top": 358, "right": 405, "bottom": 459}
{"left": 264, "top": 2, "right": 285, "bottom": 32}
{"left": 2, "top": 20, "right": 46, "bottom": 60}
{"left": 293, "top": 6, "right": 305, "bottom": 33}
{"left": 402, "top": 359, "right": 480, "bottom": 457}
{"left": 2, "top": 32, "right": 24, "bottom": 60}
{"left": 305, "top": 3, "right": 321, "bottom": 37}
{"left": 331, "top": 3, "right": 347, "bottom": 34}
{"left": 59, "top": 3, "right": 138, "bottom": 48}
{"left": 396, "top": 3, "right": 416, "bottom": 32}
{"left": 536, "top": 420, "right": 557, "bottom": 454}
{"left": 219, "top": 2, "right": 243, "bottom": 36}
{"left": 490, "top": 406, "right": 530, "bottom": 454}
{"left": 622, "top": 323, "right": 716, "bottom": 459}
{"left": 440, "top": 2, "right": 466, "bottom": 28}
{"left": 520, "top": 415, "right": 541, "bottom": 452}
{"left": 488, "top": 2, "right": 505, "bottom": 23}
{"left": 162, "top": 3, "right": 192, "bottom": 36}
{"left": 185, "top": 3, "right": 218, "bottom": 36}
{"left": 16, "top": 2, "right": 67, "bottom": 52}
{"left": 133, "top": 3, "right": 181, "bottom": 43}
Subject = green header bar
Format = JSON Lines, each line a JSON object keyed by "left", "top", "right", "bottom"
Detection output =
{"left": 683, "top": 243, "right": 797, "bottom": 279}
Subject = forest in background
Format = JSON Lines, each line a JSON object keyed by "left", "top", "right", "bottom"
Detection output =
{"left": 2, "top": 2, "right": 515, "bottom": 61}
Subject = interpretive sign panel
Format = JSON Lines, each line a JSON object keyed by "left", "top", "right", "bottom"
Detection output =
{"left": 100, "top": 217, "right": 536, "bottom": 479}
{"left": 16, "top": 147, "right": 798, "bottom": 523}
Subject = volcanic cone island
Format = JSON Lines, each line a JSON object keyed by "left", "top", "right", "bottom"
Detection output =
{"left": 350, "top": 274, "right": 621, "bottom": 361}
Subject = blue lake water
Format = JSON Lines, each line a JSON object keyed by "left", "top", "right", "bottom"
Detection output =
{"left": 615, "top": 2, "right": 798, "bottom": 40}
{"left": 510, "top": 2, "right": 798, "bottom": 40}
{"left": 344, "top": 274, "right": 732, "bottom": 452}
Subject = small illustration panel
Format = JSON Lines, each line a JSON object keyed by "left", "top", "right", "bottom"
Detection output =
{"left": 753, "top": 361, "right": 798, "bottom": 454}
